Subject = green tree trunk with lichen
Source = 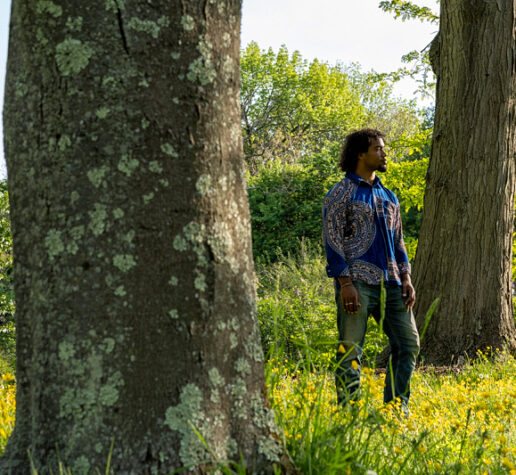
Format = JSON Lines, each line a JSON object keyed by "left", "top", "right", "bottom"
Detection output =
{"left": 1, "top": 1, "right": 291, "bottom": 473}
{"left": 412, "top": 0, "right": 516, "bottom": 364}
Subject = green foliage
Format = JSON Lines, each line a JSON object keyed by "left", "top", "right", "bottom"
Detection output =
{"left": 400, "top": 49, "right": 436, "bottom": 100}
{"left": 0, "top": 181, "right": 15, "bottom": 372}
{"left": 241, "top": 43, "right": 367, "bottom": 169}
{"left": 378, "top": 1, "right": 439, "bottom": 100}
{"left": 241, "top": 43, "right": 431, "bottom": 168}
{"left": 248, "top": 148, "right": 341, "bottom": 261}
{"left": 378, "top": 0, "right": 439, "bottom": 23}
{"left": 383, "top": 157, "right": 429, "bottom": 248}
{"left": 345, "top": 65, "right": 431, "bottom": 139}
{"left": 386, "top": 120, "right": 432, "bottom": 162}
{"left": 242, "top": 43, "right": 433, "bottom": 262}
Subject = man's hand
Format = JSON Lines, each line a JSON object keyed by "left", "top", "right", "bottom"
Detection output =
{"left": 338, "top": 277, "right": 360, "bottom": 314}
{"left": 401, "top": 274, "right": 416, "bottom": 310}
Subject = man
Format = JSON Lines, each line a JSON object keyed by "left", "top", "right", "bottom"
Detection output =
{"left": 322, "top": 128, "right": 420, "bottom": 408}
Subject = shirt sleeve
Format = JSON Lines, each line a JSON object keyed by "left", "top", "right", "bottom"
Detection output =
{"left": 393, "top": 203, "right": 411, "bottom": 275}
{"left": 322, "top": 186, "right": 350, "bottom": 278}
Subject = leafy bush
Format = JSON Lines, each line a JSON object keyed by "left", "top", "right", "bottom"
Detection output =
{"left": 248, "top": 148, "right": 341, "bottom": 261}
{"left": 382, "top": 157, "right": 428, "bottom": 244}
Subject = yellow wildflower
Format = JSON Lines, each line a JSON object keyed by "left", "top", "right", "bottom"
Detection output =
{"left": 1, "top": 373, "right": 14, "bottom": 383}
{"left": 502, "top": 457, "right": 516, "bottom": 470}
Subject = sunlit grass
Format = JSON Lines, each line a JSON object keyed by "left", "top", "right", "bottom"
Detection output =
{"left": 259, "top": 247, "right": 516, "bottom": 474}
{"left": 266, "top": 349, "right": 516, "bottom": 474}
{"left": 0, "top": 372, "right": 15, "bottom": 453}
{"left": 1, "top": 246, "right": 515, "bottom": 473}
{"left": 1, "top": 353, "right": 514, "bottom": 473}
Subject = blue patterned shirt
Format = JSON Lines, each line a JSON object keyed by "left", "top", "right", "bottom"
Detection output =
{"left": 322, "top": 173, "right": 411, "bottom": 286}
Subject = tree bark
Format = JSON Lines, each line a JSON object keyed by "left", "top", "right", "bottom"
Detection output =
{"left": 413, "top": 0, "right": 516, "bottom": 364}
{"left": 1, "top": 1, "right": 291, "bottom": 472}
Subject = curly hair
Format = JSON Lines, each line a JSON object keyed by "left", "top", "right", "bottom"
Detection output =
{"left": 339, "top": 128, "right": 386, "bottom": 173}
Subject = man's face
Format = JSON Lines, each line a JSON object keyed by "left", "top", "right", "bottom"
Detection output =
{"left": 359, "top": 137, "right": 387, "bottom": 173}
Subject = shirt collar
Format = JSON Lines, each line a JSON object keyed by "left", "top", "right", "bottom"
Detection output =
{"left": 346, "top": 172, "right": 382, "bottom": 187}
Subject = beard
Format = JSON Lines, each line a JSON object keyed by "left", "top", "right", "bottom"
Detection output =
{"left": 378, "top": 163, "right": 387, "bottom": 173}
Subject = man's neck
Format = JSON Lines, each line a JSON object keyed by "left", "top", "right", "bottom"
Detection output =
{"left": 354, "top": 169, "right": 376, "bottom": 185}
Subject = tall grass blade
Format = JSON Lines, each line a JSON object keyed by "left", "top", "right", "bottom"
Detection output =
{"left": 419, "top": 297, "right": 440, "bottom": 342}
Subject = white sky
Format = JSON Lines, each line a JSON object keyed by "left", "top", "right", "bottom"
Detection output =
{"left": 0, "top": 0, "right": 439, "bottom": 179}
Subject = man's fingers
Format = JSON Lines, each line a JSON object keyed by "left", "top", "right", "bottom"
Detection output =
{"left": 341, "top": 286, "right": 360, "bottom": 314}
{"left": 405, "top": 291, "right": 415, "bottom": 309}
{"left": 343, "top": 300, "right": 359, "bottom": 314}
{"left": 402, "top": 284, "right": 416, "bottom": 309}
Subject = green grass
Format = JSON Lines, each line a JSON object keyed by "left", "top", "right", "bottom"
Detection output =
{"left": 259, "top": 246, "right": 516, "bottom": 474}
{"left": 256, "top": 241, "right": 388, "bottom": 369}
{"left": 266, "top": 344, "right": 515, "bottom": 474}
{"left": 1, "top": 245, "right": 515, "bottom": 473}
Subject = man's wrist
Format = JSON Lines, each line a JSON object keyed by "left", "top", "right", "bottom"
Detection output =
{"left": 337, "top": 276, "right": 352, "bottom": 286}
{"left": 401, "top": 273, "right": 411, "bottom": 283}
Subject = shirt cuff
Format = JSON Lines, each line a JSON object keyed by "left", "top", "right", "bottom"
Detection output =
{"left": 398, "top": 262, "right": 411, "bottom": 275}
{"left": 326, "top": 265, "right": 350, "bottom": 279}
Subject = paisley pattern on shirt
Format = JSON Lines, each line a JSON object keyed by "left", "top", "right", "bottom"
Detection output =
{"left": 395, "top": 213, "right": 409, "bottom": 259}
{"left": 343, "top": 201, "right": 376, "bottom": 260}
{"left": 387, "top": 257, "right": 401, "bottom": 283}
{"left": 323, "top": 179, "right": 358, "bottom": 258}
{"left": 350, "top": 260, "right": 384, "bottom": 285}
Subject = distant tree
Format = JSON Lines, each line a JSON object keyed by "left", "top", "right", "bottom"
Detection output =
{"left": 241, "top": 43, "right": 367, "bottom": 170}
{"left": 411, "top": 0, "right": 516, "bottom": 362}
{"left": 379, "top": 0, "right": 439, "bottom": 100}
{"left": 379, "top": 0, "right": 439, "bottom": 23}
{"left": 241, "top": 43, "right": 431, "bottom": 172}
{"left": 1, "top": 0, "right": 292, "bottom": 472}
